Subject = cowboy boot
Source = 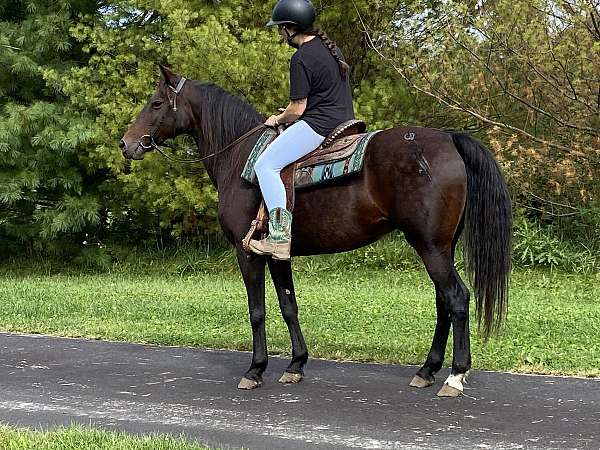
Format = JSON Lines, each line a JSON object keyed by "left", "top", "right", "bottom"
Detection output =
{"left": 248, "top": 207, "right": 292, "bottom": 260}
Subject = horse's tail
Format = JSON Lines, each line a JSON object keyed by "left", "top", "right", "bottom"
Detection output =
{"left": 452, "top": 133, "right": 512, "bottom": 338}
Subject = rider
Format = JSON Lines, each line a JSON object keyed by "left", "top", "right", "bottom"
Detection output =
{"left": 249, "top": 0, "right": 355, "bottom": 260}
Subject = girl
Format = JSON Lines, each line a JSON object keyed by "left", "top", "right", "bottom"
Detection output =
{"left": 249, "top": 0, "right": 355, "bottom": 260}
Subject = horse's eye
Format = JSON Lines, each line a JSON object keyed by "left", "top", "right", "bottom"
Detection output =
{"left": 152, "top": 100, "right": 164, "bottom": 109}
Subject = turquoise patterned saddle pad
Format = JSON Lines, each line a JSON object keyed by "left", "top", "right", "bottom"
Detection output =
{"left": 241, "top": 129, "right": 381, "bottom": 189}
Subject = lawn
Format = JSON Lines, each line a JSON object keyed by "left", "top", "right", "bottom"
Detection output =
{"left": 0, "top": 425, "right": 212, "bottom": 450}
{"left": 0, "top": 250, "right": 598, "bottom": 377}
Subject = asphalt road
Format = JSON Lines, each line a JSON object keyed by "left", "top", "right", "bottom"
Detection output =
{"left": 0, "top": 332, "right": 597, "bottom": 450}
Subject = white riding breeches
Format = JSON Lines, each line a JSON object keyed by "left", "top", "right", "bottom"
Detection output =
{"left": 254, "top": 120, "right": 326, "bottom": 211}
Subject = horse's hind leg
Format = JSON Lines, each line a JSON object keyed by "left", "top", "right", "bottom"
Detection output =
{"left": 268, "top": 259, "right": 308, "bottom": 383}
{"left": 410, "top": 286, "right": 451, "bottom": 388}
{"left": 410, "top": 220, "right": 464, "bottom": 389}
{"left": 410, "top": 243, "right": 471, "bottom": 397}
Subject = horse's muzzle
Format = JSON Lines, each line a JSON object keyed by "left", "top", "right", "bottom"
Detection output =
{"left": 120, "top": 139, "right": 142, "bottom": 160}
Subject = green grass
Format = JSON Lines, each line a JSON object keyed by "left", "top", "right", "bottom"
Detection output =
{"left": 0, "top": 425, "right": 212, "bottom": 450}
{"left": 0, "top": 247, "right": 598, "bottom": 377}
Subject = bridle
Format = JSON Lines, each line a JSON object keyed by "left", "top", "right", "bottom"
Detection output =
{"left": 136, "top": 77, "right": 266, "bottom": 164}
{"left": 138, "top": 77, "right": 187, "bottom": 153}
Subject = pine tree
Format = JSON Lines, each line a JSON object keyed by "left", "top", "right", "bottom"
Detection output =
{"left": 0, "top": 0, "right": 101, "bottom": 256}
{"left": 1, "top": 0, "right": 424, "bottom": 257}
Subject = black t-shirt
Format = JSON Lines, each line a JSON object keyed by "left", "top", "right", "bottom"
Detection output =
{"left": 289, "top": 37, "right": 355, "bottom": 137}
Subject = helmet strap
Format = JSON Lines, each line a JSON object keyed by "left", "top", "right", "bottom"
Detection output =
{"left": 283, "top": 27, "right": 301, "bottom": 49}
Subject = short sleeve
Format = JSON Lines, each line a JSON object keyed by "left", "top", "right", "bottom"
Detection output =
{"left": 290, "top": 56, "right": 311, "bottom": 100}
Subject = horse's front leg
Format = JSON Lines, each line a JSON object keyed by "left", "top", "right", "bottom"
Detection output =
{"left": 236, "top": 248, "right": 268, "bottom": 390}
{"left": 268, "top": 259, "right": 308, "bottom": 384}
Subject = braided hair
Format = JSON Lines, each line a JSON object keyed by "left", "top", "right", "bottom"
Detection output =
{"left": 307, "top": 29, "right": 350, "bottom": 79}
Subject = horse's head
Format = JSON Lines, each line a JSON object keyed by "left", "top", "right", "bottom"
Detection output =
{"left": 120, "top": 64, "right": 193, "bottom": 160}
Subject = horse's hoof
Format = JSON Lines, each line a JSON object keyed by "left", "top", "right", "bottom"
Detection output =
{"left": 238, "top": 377, "right": 262, "bottom": 390}
{"left": 437, "top": 373, "right": 466, "bottom": 397}
{"left": 279, "top": 372, "right": 303, "bottom": 384}
{"left": 437, "top": 384, "right": 463, "bottom": 397}
{"left": 409, "top": 375, "right": 434, "bottom": 388}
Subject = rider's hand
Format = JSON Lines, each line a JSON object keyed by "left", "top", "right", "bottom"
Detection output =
{"left": 265, "top": 115, "right": 280, "bottom": 128}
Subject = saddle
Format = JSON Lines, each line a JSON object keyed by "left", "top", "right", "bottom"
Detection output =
{"left": 280, "top": 119, "right": 366, "bottom": 204}
{"left": 242, "top": 119, "right": 369, "bottom": 251}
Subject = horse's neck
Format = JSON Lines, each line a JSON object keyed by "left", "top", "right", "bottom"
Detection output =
{"left": 186, "top": 83, "right": 262, "bottom": 191}
{"left": 191, "top": 126, "right": 256, "bottom": 191}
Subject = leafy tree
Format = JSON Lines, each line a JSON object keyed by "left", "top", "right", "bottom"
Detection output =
{"left": 16, "top": 0, "right": 570, "bottom": 257}
{"left": 374, "top": 0, "right": 600, "bottom": 218}
{"left": 49, "top": 0, "right": 289, "bottom": 240}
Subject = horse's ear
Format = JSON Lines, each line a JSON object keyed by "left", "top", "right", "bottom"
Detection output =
{"left": 157, "top": 62, "right": 179, "bottom": 88}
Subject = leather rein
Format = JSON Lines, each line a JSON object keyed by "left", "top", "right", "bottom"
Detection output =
{"left": 138, "top": 77, "right": 266, "bottom": 164}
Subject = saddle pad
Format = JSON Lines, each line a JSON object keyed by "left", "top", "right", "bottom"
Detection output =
{"left": 241, "top": 128, "right": 278, "bottom": 183}
{"left": 241, "top": 129, "right": 381, "bottom": 189}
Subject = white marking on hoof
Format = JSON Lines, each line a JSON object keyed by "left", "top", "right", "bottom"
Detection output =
{"left": 437, "top": 373, "right": 466, "bottom": 397}
{"left": 237, "top": 377, "right": 261, "bottom": 390}
{"left": 278, "top": 372, "right": 303, "bottom": 384}
{"left": 409, "top": 375, "right": 434, "bottom": 388}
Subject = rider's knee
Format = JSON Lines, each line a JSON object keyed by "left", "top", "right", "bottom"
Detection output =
{"left": 254, "top": 155, "right": 273, "bottom": 178}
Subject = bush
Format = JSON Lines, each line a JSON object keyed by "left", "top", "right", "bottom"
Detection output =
{"left": 513, "top": 216, "right": 599, "bottom": 273}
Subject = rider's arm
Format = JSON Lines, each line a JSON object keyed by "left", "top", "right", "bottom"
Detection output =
{"left": 276, "top": 98, "right": 307, "bottom": 125}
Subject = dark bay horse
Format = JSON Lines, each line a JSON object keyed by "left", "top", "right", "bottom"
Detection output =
{"left": 120, "top": 65, "right": 512, "bottom": 397}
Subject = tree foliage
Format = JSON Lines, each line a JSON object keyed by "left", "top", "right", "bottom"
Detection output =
{"left": 1, "top": 0, "right": 598, "bottom": 257}
{"left": 40, "top": 0, "right": 417, "bottom": 245}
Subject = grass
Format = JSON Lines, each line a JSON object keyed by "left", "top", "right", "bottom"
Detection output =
{"left": 0, "top": 241, "right": 598, "bottom": 377}
{"left": 0, "top": 425, "right": 212, "bottom": 450}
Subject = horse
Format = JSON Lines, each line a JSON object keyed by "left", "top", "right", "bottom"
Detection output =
{"left": 120, "top": 64, "right": 512, "bottom": 397}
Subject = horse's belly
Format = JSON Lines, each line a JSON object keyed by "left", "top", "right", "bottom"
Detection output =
{"left": 291, "top": 222, "right": 392, "bottom": 256}
{"left": 290, "top": 181, "right": 393, "bottom": 256}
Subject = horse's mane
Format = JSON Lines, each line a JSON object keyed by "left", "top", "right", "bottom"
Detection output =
{"left": 191, "top": 81, "right": 264, "bottom": 152}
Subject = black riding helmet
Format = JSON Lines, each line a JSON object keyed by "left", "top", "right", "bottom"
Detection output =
{"left": 266, "top": 0, "right": 316, "bottom": 32}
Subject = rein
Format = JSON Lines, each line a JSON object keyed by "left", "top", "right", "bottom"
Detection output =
{"left": 153, "top": 124, "right": 267, "bottom": 164}
{"left": 137, "top": 77, "right": 267, "bottom": 164}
